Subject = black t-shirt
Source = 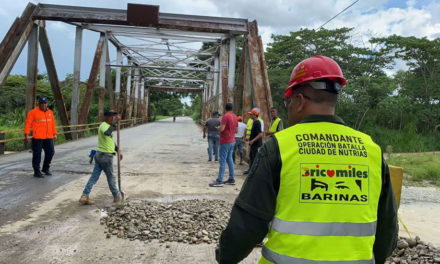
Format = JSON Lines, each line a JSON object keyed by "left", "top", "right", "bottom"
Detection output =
{"left": 250, "top": 119, "right": 262, "bottom": 147}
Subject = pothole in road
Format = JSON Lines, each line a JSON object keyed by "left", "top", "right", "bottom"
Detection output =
{"left": 102, "top": 198, "right": 233, "bottom": 245}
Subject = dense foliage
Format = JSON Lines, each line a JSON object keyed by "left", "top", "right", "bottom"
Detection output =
{"left": 265, "top": 28, "right": 440, "bottom": 152}
{"left": 1, "top": 28, "right": 439, "bottom": 153}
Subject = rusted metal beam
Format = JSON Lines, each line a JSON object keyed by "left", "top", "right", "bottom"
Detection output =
{"left": 71, "top": 26, "right": 82, "bottom": 140}
{"left": 105, "top": 45, "right": 114, "bottom": 109}
{"left": 25, "top": 24, "right": 39, "bottom": 114}
{"left": 220, "top": 41, "right": 229, "bottom": 108}
{"left": 34, "top": 4, "right": 248, "bottom": 34}
{"left": 98, "top": 35, "right": 108, "bottom": 122}
{"left": 78, "top": 34, "right": 105, "bottom": 125}
{"left": 127, "top": 4, "right": 159, "bottom": 27}
{"left": 125, "top": 64, "right": 132, "bottom": 120}
{"left": 148, "top": 85, "right": 203, "bottom": 93}
{"left": 0, "top": 3, "right": 37, "bottom": 89}
{"left": 39, "top": 25, "right": 71, "bottom": 140}
{"left": 246, "top": 21, "right": 272, "bottom": 133}
{"left": 127, "top": 68, "right": 137, "bottom": 120}
{"left": 233, "top": 43, "right": 245, "bottom": 116}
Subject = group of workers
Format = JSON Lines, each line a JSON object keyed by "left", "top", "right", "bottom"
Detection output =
{"left": 24, "top": 99, "right": 122, "bottom": 205}
{"left": 23, "top": 55, "right": 398, "bottom": 264}
{"left": 204, "top": 104, "right": 284, "bottom": 187}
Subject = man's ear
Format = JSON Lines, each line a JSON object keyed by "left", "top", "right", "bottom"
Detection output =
{"left": 297, "top": 93, "right": 307, "bottom": 112}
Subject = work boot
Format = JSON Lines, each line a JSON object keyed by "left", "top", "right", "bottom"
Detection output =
{"left": 113, "top": 193, "right": 122, "bottom": 203}
{"left": 33, "top": 170, "right": 44, "bottom": 178}
{"left": 42, "top": 169, "right": 52, "bottom": 176}
{"left": 79, "top": 195, "right": 95, "bottom": 205}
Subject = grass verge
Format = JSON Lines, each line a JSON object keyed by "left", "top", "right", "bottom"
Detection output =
{"left": 387, "top": 152, "right": 440, "bottom": 186}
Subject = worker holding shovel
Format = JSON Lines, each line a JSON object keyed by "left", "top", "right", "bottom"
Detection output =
{"left": 79, "top": 110, "right": 123, "bottom": 205}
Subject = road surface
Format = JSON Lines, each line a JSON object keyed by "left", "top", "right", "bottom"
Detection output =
{"left": 0, "top": 117, "right": 439, "bottom": 264}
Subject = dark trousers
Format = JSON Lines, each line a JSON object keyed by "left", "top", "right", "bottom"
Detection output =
{"left": 32, "top": 138, "right": 55, "bottom": 172}
{"left": 249, "top": 144, "right": 259, "bottom": 170}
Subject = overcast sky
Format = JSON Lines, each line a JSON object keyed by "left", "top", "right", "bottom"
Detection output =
{"left": 1, "top": 0, "right": 439, "bottom": 81}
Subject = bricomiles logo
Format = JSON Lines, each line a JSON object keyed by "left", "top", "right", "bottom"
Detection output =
{"left": 301, "top": 164, "right": 368, "bottom": 178}
{"left": 299, "top": 163, "right": 369, "bottom": 205}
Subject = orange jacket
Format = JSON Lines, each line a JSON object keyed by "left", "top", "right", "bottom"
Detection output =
{"left": 24, "top": 107, "right": 57, "bottom": 139}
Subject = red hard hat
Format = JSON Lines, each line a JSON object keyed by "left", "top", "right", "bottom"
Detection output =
{"left": 284, "top": 55, "right": 346, "bottom": 98}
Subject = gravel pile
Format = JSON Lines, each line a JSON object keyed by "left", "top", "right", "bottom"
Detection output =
{"left": 387, "top": 237, "right": 440, "bottom": 264}
{"left": 102, "top": 199, "right": 232, "bottom": 244}
{"left": 102, "top": 199, "right": 440, "bottom": 263}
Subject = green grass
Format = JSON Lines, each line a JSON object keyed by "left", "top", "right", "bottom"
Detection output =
{"left": 387, "top": 152, "right": 440, "bottom": 185}
{"left": 154, "top": 115, "right": 170, "bottom": 121}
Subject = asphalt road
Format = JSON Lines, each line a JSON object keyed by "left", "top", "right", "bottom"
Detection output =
{"left": 0, "top": 117, "right": 262, "bottom": 263}
{"left": 0, "top": 117, "right": 438, "bottom": 264}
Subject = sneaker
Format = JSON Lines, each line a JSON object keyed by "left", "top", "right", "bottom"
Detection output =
{"left": 223, "top": 179, "right": 235, "bottom": 185}
{"left": 113, "top": 193, "right": 122, "bottom": 203}
{"left": 209, "top": 180, "right": 224, "bottom": 187}
{"left": 243, "top": 170, "right": 249, "bottom": 175}
{"left": 33, "top": 170, "right": 44, "bottom": 178}
{"left": 208, "top": 159, "right": 212, "bottom": 162}
{"left": 79, "top": 195, "right": 95, "bottom": 205}
{"left": 42, "top": 169, "right": 52, "bottom": 176}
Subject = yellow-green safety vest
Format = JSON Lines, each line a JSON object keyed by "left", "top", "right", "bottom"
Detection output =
{"left": 246, "top": 117, "right": 263, "bottom": 139}
{"left": 269, "top": 117, "right": 281, "bottom": 133}
{"left": 260, "top": 121, "right": 382, "bottom": 264}
{"left": 246, "top": 119, "right": 253, "bottom": 139}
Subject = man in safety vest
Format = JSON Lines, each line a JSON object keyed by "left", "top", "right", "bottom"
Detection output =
{"left": 24, "top": 97, "right": 57, "bottom": 178}
{"left": 266, "top": 107, "right": 283, "bottom": 136}
{"left": 216, "top": 56, "right": 398, "bottom": 264}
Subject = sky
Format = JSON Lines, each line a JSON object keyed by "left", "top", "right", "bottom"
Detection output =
{"left": 1, "top": 0, "right": 439, "bottom": 82}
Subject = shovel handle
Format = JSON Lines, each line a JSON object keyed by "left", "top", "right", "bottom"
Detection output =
{"left": 117, "top": 120, "right": 122, "bottom": 191}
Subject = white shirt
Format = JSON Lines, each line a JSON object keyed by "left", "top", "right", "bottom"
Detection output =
{"left": 235, "top": 122, "right": 247, "bottom": 138}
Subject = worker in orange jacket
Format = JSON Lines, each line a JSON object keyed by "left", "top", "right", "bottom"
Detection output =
{"left": 24, "top": 97, "right": 57, "bottom": 178}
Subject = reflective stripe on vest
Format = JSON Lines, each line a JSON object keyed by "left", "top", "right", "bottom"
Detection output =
{"left": 271, "top": 217, "right": 377, "bottom": 236}
{"left": 259, "top": 121, "right": 382, "bottom": 263}
{"left": 269, "top": 117, "right": 281, "bottom": 133}
{"left": 262, "top": 247, "right": 375, "bottom": 264}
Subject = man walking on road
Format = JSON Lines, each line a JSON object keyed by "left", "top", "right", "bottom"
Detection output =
{"left": 209, "top": 103, "right": 238, "bottom": 187}
{"left": 79, "top": 110, "right": 123, "bottom": 205}
{"left": 24, "top": 96, "right": 57, "bottom": 178}
{"left": 216, "top": 56, "right": 398, "bottom": 264}
{"left": 203, "top": 111, "right": 220, "bottom": 161}
{"left": 232, "top": 116, "right": 247, "bottom": 165}
{"left": 266, "top": 107, "right": 283, "bottom": 136}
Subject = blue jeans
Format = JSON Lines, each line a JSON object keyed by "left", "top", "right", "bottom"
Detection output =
{"left": 233, "top": 137, "right": 243, "bottom": 163}
{"left": 208, "top": 134, "right": 219, "bottom": 161}
{"left": 217, "top": 142, "right": 236, "bottom": 182}
{"left": 82, "top": 152, "right": 119, "bottom": 197}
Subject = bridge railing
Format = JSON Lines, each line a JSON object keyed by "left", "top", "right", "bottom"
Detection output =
{"left": 0, "top": 118, "right": 146, "bottom": 155}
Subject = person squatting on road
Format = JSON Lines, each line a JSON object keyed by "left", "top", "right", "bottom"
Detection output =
{"left": 216, "top": 56, "right": 398, "bottom": 264}
{"left": 209, "top": 103, "right": 238, "bottom": 187}
{"left": 204, "top": 111, "right": 221, "bottom": 162}
{"left": 232, "top": 116, "right": 247, "bottom": 165}
{"left": 24, "top": 96, "right": 57, "bottom": 178}
{"left": 79, "top": 110, "right": 123, "bottom": 205}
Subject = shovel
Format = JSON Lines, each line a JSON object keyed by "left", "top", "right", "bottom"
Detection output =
{"left": 117, "top": 120, "right": 126, "bottom": 201}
